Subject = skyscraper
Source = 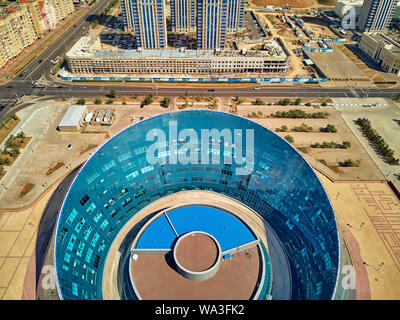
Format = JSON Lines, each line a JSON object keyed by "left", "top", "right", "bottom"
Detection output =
{"left": 226, "top": 0, "right": 244, "bottom": 32}
{"left": 171, "top": 0, "right": 196, "bottom": 33}
{"left": 197, "top": 0, "right": 228, "bottom": 49}
{"left": 357, "top": 0, "right": 399, "bottom": 31}
{"left": 121, "top": 0, "right": 167, "bottom": 49}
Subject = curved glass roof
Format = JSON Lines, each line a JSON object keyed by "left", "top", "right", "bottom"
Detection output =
{"left": 55, "top": 110, "right": 339, "bottom": 300}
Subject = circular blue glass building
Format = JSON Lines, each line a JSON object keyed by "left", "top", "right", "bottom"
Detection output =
{"left": 54, "top": 110, "right": 340, "bottom": 300}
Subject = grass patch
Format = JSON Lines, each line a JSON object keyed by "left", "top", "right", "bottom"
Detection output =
{"left": 46, "top": 162, "right": 64, "bottom": 175}
{"left": 19, "top": 183, "right": 35, "bottom": 197}
{"left": 0, "top": 114, "right": 20, "bottom": 145}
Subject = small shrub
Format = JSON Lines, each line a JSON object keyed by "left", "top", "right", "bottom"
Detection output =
{"left": 284, "top": 135, "right": 294, "bottom": 143}
{"left": 294, "top": 98, "right": 302, "bottom": 105}
{"left": 254, "top": 98, "right": 265, "bottom": 105}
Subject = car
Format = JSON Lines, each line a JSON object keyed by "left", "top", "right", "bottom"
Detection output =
{"left": 67, "top": 144, "right": 72, "bottom": 150}
{"left": 207, "top": 89, "right": 215, "bottom": 92}
{"left": 254, "top": 87, "right": 261, "bottom": 90}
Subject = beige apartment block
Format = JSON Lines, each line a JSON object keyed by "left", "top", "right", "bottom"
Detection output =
{"left": 0, "top": 5, "right": 37, "bottom": 69}
{"left": 359, "top": 32, "right": 400, "bottom": 76}
{"left": 65, "top": 36, "right": 290, "bottom": 76}
{"left": 19, "top": 0, "right": 49, "bottom": 36}
{"left": 42, "top": 0, "right": 74, "bottom": 26}
{"left": 0, "top": 0, "right": 74, "bottom": 69}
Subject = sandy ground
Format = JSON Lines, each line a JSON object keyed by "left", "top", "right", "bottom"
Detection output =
{"left": 235, "top": 103, "right": 384, "bottom": 181}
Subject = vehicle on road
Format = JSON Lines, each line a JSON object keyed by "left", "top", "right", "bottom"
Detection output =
{"left": 208, "top": 89, "right": 215, "bottom": 92}
{"left": 67, "top": 144, "right": 72, "bottom": 150}
{"left": 254, "top": 87, "right": 261, "bottom": 90}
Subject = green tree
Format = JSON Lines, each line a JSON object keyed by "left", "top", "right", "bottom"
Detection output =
{"left": 162, "top": 97, "right": 171, "bottom": 108}
{"left": 76, "top": 98, "right": 86, "bottom": 105}
{"left": 280, "top": 98, "right": 291, "bottom": 106}
{"left": 109, "top": 89, "right": 117, "bottom": 99}
{"left": 294, "top": 98, "right": 302, "bottom": 105}
{"left": 143, "top": 95, "right": 153, "bottom": 105}
{"left": 94, "top": 98, "right": 102, "bottom": 105}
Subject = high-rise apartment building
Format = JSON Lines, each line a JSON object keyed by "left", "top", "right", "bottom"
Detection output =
{"left": 170, "top": 0, "right": 196, "bottom": 33}
{"left": 197, "top": 0, "right": 228, "bottom": 49}
{"left": 121, "top": 0, "right": 167, "bottom": 49}
{"left": 357, "top": 0, "right": 399, "bottom": 31}
{"left": 226, "top": 0, "right": 244, "bottom": 32}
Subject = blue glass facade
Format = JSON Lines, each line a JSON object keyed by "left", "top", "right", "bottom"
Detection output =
{"left": 55, "top": 111, "right": 339, "bottom": 300}
{"left": 171, "top": 0, "right": 196, "bottom": 32}
{"left": 122, "top": 0, "right": 166, "bottom": 49}
{"left": 226, "top": 0, "right": 244, "bottom": 31}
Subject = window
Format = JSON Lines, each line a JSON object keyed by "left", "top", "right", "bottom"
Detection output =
{"left": 93, "top": 211, "right": 103, "bottom": 223}
{"left": 72, "top": 282, "right": 78, "bottom": 296}
{"left": 80, "top": 194, "right": 89, "bottom": 206}
{"left": 86, "top": 203, "right": 96, "bottom": 215}
{"left": 66, "top": 209, "right": 78, "bottom": 226}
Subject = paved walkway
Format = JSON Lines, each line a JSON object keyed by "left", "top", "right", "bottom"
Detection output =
{"left": 0, "top": 177, "right": 62, "bottom": 299}
{"left": 319, "top": 173, "right": 400, "bottom": 299}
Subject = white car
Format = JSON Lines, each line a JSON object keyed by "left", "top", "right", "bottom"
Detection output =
{"left": 254, "top": 87, "right": 261, "bottom": 90}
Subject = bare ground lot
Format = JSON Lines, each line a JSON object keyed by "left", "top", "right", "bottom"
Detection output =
{"left": 235, "top": 104, "right": 384, "bottom": 181}
{"left": 307, "top": 44, "right": 369, "bottom": 80}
